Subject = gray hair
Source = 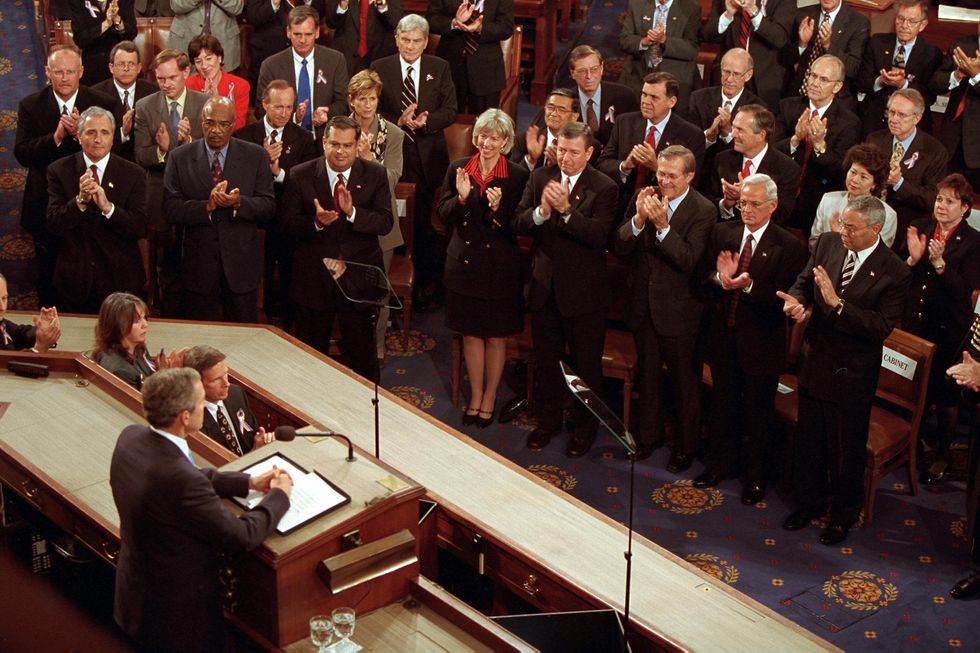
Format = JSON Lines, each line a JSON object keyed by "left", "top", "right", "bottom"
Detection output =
{"left": 142, "top": 368, "right": 201, "bottom": 428}
{"left": 397, "top": 13, "right": 429, "bottom": 37}
{"left": 845, "top": 194, "right": 886, "bottom": 228}
{"left": 472, "top": 109, "right": 516, "bottom": 154}
{"left": 657, "top": 145, "right": 696, "bottom": 174}
{"left": 78, "top": 105, "right": 116, "bottom": 134}
{"left": 888, "top": 88, "right": 925, "bottom": 115}
{"left": 720, "top": 47, "right": 753, "bottom": 71}
{"left": 812, "top": 54, "right": 845, "bottom": 83}
{"left": 741, "top": 173, "right": 777, "bottom": 200}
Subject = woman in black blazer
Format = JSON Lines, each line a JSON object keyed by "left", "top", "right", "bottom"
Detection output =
{"left": 903, "top": 174, "right": 980, "bottom": 484}
{"left": 438, "top": 109, "right": 530, "bottom": 427}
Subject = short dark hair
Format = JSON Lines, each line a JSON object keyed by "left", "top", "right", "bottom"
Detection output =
{"left": 937, "top": 173, "right": 975, "bottom": 211}
{"left": 326, "top": 115, "right": 361, "bottom": 140}
{"left": 109, "top": 40, "right": 140, "bottom": 64}
{"left": 736, "top": 104, "right": 775, "bottom": 140}
{"left": 569, "top": 45, "right": 602, "bottom": 67}
{"left": 843, "top": 143, "right": 889, "bottom": 197}
{"left": 557, "top": 121, "right": 593, "bottom": 145}
{"left": 188, "top": 34, "right": 225, "bottom": 63}
{"left": 289, "top": 4, "right": 320, "bottom": 26}
{"left": 153, "top": 48, "right": 190, "bottom": 71}
{"left": 183, "top": 345, "right": 227, "bottom": 376}
{"left": 642, "top": 71, "right": 679, "bottom": 99}
{"left": 547, "top": 87, "right": 580, "bottom": 115}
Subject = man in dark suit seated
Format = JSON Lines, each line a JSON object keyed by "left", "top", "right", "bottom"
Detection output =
{"left": 773, "top": 54, "right": 860, "bottom": 234}
{"left": 281, "top": 116, "right": 394, "bottom": 383}
{"left": 510, "top": 87, "right": 580, "bottom": 172}
{"left": 14, "top": 44, "right": 119, "bottom": 308}
{"left": 234, "top": 80, "right": 319, "bottom": 329}
{"left": 930, "top": 22, "right": 980, "bottom": 188}
{"left": 91, "top": 41, "right": 159, "bottom": 163}
{"left": 856, "top": 0, "right": 941, "bottom": 136}
{"left": 183, "top": 345, "right": 275, "bottom": 455}
{"left": 704, "top": 104, "right": 800, "bottom": 225}
{"left": 163, "top": 97, "right": 276, "bottom": 322}
{"left": 597, "top": 71, "right": 705, "bottom": 209}
{"left": 866, "top": 88, "right": 948, "bottom": 255}
{"left": 611, "top": 145, "right": 715, "bottom": 470}
{"left": 778, "top": 195, "right": 910, "bottom": 545}
{"left": 567, "top": 45, "right": 639, "bottom": 162}
{"left": 46, "top": 106, "right": 147, "bottom": 314}
{"left": 110, "top": 367, "right": 292, "bottom": 653}
{"left": 0, "top": 273, "right": 60, "bottom": 352}
{"left": 695, "top": 174, "right": 806, "bottom": 503}
{"left": 515, "top": 122, "right": 618, "bottom": 458}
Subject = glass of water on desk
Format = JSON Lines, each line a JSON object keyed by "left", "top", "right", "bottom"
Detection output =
{"left": 329, "top": 606, "right": 361, "bottom": 652}
{"left": 309, "top": 614, "right": 334, "bottom": 651}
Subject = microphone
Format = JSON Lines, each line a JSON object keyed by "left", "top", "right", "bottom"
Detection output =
{"left": 273, "top": 426, "right": 356, "bottom": 462}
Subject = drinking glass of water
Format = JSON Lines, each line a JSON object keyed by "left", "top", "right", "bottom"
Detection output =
{"left": 309, "top": 614, "right": 334, "bottom": 651}
{"left": 331, "top": 606, "right": 358, "bottom": 651}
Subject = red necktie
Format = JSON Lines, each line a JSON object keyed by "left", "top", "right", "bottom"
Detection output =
{"left": 635, "top": 125, "right": 657, "bottom": 190}
{"left": 740, "top": 158, "right": 752, "bottom": 179}
{"left": 334, "top": 173, "right": 347, "bottom": 216}
{"left": 89, "top": 164, "right": 99, "bottom": 186}
{"left": 270, "top": 129, "right": 278, "bottom": 143}
{"left": 738, "top": 8, "right": 752, "bottom": 48}
{"left": 586, "top": 99, "right": 599, "bottom": 132}
{"left": 357, "top": 0, "right": 370, "bottom": 58}
{"left": 954, "top": 91, "right": 968, "bottom": 120}
{"left": 211, "top": 152, "right": 222, "bottom": 186}
{"left": 727, "top": 233, "right": 753, "bottom": 327}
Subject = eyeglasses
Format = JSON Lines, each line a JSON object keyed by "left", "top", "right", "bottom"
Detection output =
{"left": 111, "top": 61, "right": 138, "bottom": 70}
{"left": 202, "top": 119, "right": 234, "bottom": 130}
{"left": 572, "top": 65, "right": 602, "bottom": 77}
{"left": 839, "top": 222, "right": 872, "bottom": 235}
{"left": 720, "top": 69, "right": 748, "bottom": 79}
{"left": 544, "top": 103, "right": 573, "bottom": 114}
{"left": 895, "top": 16, "right": 924, "bottom": 26}
{"left": 806, "top": 72, "right": 841, "bottom": 85}
{"left": 886, "top": 108, "right": 918, "bottom": 120}
{"left": 736, "top": 199, "right": 772, "bottom": 211}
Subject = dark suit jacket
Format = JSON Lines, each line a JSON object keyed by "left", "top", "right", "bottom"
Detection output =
{"left": 704, "top": 0, "right": 795, "bottom": 109}
{"left": 371, "top": 54, "right": 458, "bottom": 188}
{"left": 585, "top": 81, "right": 640, "bottom": 157}
{"left": 686, "top": 85, "right": 763, "bottom": 187}
{"left": 110, "top": 424, "right": 288, "bottom": 653}
{"left": 596, "top": 110, "right": 706, "bottom": 193}
{"left": 427, "top": 0, "right": 513, "bottom": 97}
{"left": 91, "top": 77, "right": 159, "bottom": 162}
{"left": 256, "top": 45, "right": 350, "bottom": 131}
{"left": 704, "top": 220, "right": 806, "bottom": 375}
{"left": 509, "top": 126, "right": 561, "bottom": 172}
{"left": 867, "top": 127, "right": 949, "bottom": 250}
{"left": 857, "top": 33, "right": 942, "bottom": 135}
{"left": 0, "top": 319, "right": 35, "bottom": 351}
{"left": 163, "top": 139, "right": 277, "bottom": 295}
{"left": 200, "top": 384, "right": 259, "bottom": 454}
{"left": 773, "top": 97, "right": 860, "bottom": 229}
{"left": 706, "top": 146, "right": 801, "bottom": 226}
{"left": 514, "top": 165, "right": 619, "bottom": 316}
{"left": 438, "top": 156, "right": 529, "bottom": 300}
{"left": 788, "top": 233, "right": 911, "bottom": 403}
{"left": 931, "top": 34, "right": 980, "bottom": 169}
{"left": 611, "top": 187, "right": 715, "bottom": 335}
{"left": 70, "top": 0, "right": 138, "bottom": 86}
{"left": 244, "top": 0, "right": 327, "bottom": 79}
{"left": 233, "top": 120, "right": 319, "bottom": 198}
{"left": 14, "top": 85, "right": 119, "bottom": 237}
{"left": 45, "top": 153, "right": 147, "bottom": 306}
{"left": 783, "top": 4, "right": 869, "bottom": 98}
{"left": 325, "top": 0, "right": 402, "bottom": 74}
{"left": 618, "top": 0, "right": 702, "bottom": 109}
{"left": 281, "top": 156, "right": 393, "bottom": 310}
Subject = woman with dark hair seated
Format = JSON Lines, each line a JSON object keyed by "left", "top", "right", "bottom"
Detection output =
{"left": 94, "top": 292, "right": 185, "bottom": 390}
{"left": 903, "top": 173, "right": 980, "bottom": 484}
{"left": 809, "top": 143, "right": 899, "bottom": 250}
{"left": 186, "top": 34, "right": 250, "bottom": 131}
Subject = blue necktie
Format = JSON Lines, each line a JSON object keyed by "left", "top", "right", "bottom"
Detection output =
{"left": 169, "top": 100, "right": 179, "bottom": 138}
{"left": 298, "top": 58, "right": 312, "bottom": 130}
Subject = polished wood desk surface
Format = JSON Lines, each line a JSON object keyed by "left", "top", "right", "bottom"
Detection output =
{"left": 18, "top": 313, "right": 837, "bottom": 652}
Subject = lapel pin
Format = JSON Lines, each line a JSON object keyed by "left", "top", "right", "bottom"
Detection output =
{"left": 761, "top": 251, "right": 767, "bottom": 257}
{"left": 870, "top": 271, "right": 876, "bottom": 277}
{"left": 285, "top": 146, "right": 292, "bottom": 154}
{"left": 426, "top": 73, "right": 434, "bottom": 82}
{"left": 356, "top": 184, "right": 362, "bottom": 189}
{"left": 642, "top": 14, "right": 650, "bottom": 20}
{"left": 108, "top": 181, "right": 114, "bottom": 188}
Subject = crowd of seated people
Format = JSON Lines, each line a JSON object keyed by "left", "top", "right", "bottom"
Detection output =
{"left": 9, "top": 0, "right": 980, "bottom": 592}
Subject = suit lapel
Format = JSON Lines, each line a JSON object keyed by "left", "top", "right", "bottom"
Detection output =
{"left": 748, "top": 224, "right": 778, "bottom": 276}
{"left": 841, "top": 240, "right": 886, "bottom": 297}
{"left": 667, "top": 1, "right": 687, "bottom": 33}
{"left": 568, "top": 168, "right": 591, "bottom": 211}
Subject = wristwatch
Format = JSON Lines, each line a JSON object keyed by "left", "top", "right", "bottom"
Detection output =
{"left": 834, "top": 298, "right": 845, "bottom": 315}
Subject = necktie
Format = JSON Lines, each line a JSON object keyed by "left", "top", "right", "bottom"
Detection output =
{"left": 740, "top": 158, "right": 752, "bottom": 179}
{"left": 358, "top": 0, "right": 370, "bottom": 58}
{"left": 586, "top": 99, "right": 599, "bottom": 132}
{"left": 800, "top": 12, "right": 831, "bottom": 95}
{"left": 723, "top": 99, "right": 733, "bottom": 113}
{"left": 738, "top": 6, "right": 752, "bottom": 48}
{"left": 89, "top": 164, "right": 99, "bottom": 186}
{"left": 646, "top": 3, "right": 667, "bottom": 69}
{"left": 891, "top": 141, "right": 905, "bottom": 165}
{"left": 635, "top": 125, "right": 657, "bottom": 190}
{"left": 893, "top": 44, "right": 906, "bottom": 69}
{"left": 61, "top": 104, "right": 69, "bottom": 117}
{"left": 215, "top": 408, "right": 243, "bottom": 455}
{"left": 203, "top": 0, "right": 212, "bottom": 35}
{"left": 334, "top": 173, "right": 347, "bottom": 215}
{"left": 727, "top": 233, "right": 753, "bottom": 327}
{"left": 839, "top": 252, "right": 856, "bottom": 290}
{"left": 799, "top": 108, "right": 819, "bottom": 183}
{"left": 401, "top": 66, "right": 417, "bottom": 142}
{"left": 953, "top": 87, "right": 968, "bottom": 120}
{"left": 1, "top": 323, "right": 11, "bottom": 347}
{"left": 169, "top": 100, "right": 180, "bottom": 137}
{"left": 463, "top": 13, "right": 480, "bottom": 55}
{"left": 211, "top": 151, "right": 222, "bottom": 186}
{"left": 122, "top": 89, "right": 130, "bottom": 112}
{"left": 298, "top": 59, "right": 312, "bottom": 130}
{"left": 270, "top": 129, "right": 278, "bottom": 143}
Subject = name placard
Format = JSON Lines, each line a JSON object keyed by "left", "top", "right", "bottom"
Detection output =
{"left": 882, "top": 346, "right": 916, "bottom": 381}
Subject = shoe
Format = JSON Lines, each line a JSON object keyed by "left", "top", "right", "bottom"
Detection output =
{"left": 476, "top": 406, "right": 495, "bottom": 428}
{"left": 632, "top": 444, "right": 654, "bottom": 461}
{"left": 461, "top": 407, "right": 479, "bottom": 426}
{"left": 693, "top": 471, "right": 727, "bottom": 488}
{"left": 565, "top": 433, "right": 595, "bottom": 457}
{"left": 666, "top": 453, "right": 693, "bottom": 474}
{"left": 819, "top": 521, "right": 852, "bottom": 546}
{"left": 950, "top": 575, "right": 980, "bottom": 600}
{"left": 921, "top": 462, "right": 948, "bottom": 485}
{"left": 741, "top": 483, "right": 766, "bottom": 505}
{"left": 783, "top": 508, "right": 819, "bottom": 531}
{"left": 527, "top": 427, "right": 555, "bottom": 450}
{"left": 498, "top": 397, "right": 527, "bottom": 424}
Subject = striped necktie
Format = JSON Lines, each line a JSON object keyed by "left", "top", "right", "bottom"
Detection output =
{"left": 401, "top": 65, "right": 417, "bottom": 142}
{"left": 839, "top": 252, "right": 856, "bottom": 290}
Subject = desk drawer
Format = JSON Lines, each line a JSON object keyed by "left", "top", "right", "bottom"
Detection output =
{"left": 72, "top": 515, "right": 120, "bottom": 566}
{"left": 0, "top": 452, "right": 74, "bottom": 532}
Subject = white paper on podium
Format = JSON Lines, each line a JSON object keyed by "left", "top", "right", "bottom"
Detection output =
{"left": 236, "top": 454, "right": 349, "bottom": 534}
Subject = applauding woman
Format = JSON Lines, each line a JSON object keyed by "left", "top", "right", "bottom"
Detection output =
{"left": 438, "top": 109, "right": 529, "bottom": 427}
{"left": 186, "top": 35, "right": 250, "bottom": 131}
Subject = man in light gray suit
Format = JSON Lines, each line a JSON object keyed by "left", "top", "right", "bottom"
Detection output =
{"left": 256, "top": 5, "right": 349, "bottom": 141}
{"left": 134, "top": 49, "right": 208, "bottom": 316}
{"left": 168, "top": 0, "right": 243, "bottom": 72}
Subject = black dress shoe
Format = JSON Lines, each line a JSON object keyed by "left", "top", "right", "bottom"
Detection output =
{"left": 476, "top": 406, "right": 495, "bottom": 428}
{"left": 565, "top": 434, "right": 595, "bottom": 458}
{"left": 632, "top": 444, "right": 654, "bottom": 461}
{"left": 461, "top": 409, "right": 479, "bottom": 426}
{"left": 526, "top": 427, "right": 555, "bottom": 450}
{"left": 498, "top": 397, "right": 527, "bottom": 424}
{"left": 950, "top": 575, "right": 980, "bottom": 600}
{"left": 921, "top": 467, "right": 947, "bottom": 485}
{"left": 692, "top": 471, "right": 725, "bottom": 488}
{"left": 666, "top": 453, "right": 693, "bottom": 474}
{"left": 741, "top": 483, "right": 766, "bottom": 505}
{"left": 783, "top": 508, "right": 819, "bottom": 531}
{"left": 819, "top": 522, "right": 851, "bottom": 546}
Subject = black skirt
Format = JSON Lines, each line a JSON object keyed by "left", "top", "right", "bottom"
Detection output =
{"left": 445, "top": 290, "right": 523, "bottom": 338}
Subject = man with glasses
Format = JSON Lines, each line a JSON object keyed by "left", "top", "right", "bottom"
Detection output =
{"left": 773, "top": 54, "right": 860, "bottom": 234}
{"left": 778, "top": 195, "right": 910, "bottom": 545}
{"left": 567, "top": 45, "right": 639, "bottom": 161}
{"left": 696, "top": 174, "right": 806, "bottom": 503}
{"left": 510, "top": 88, "right": 580, "bottom": 171}
{"left": 785, "top": 0, "right": 868, "bottom": 106}
{"left": 857, "top": 0, "right": 941, "bottom": 136}
{"left": 92, "top": 41, "right": 159, "bottom": 162}
{"left": 162, "top": 97, "right": 276, "bottom": 322}
{"left": 867, "top": 88, "right": 948, "bottom": 255}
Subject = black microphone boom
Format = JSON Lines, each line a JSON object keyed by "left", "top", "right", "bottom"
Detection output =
{"left": 273, "top": 426, "right": 356, "bottom": 462}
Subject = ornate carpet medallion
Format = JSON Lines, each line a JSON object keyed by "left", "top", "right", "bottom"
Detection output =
{"left": 651, "top": 480, "right": 724, "bottom": 515}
